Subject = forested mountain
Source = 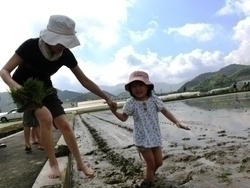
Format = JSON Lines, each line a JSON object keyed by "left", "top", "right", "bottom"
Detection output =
{"left": 1, "top": 64, "right": 249, "bottom": 112}
{"left": 179, "top": 64, "right": 250, "bottom": 92}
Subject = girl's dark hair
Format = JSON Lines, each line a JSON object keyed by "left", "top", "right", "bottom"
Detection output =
{"left": 127, "top": 81, "right": 154, "bottom": 99}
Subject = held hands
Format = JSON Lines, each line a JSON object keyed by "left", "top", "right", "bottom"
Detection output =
{"left": 106, "top": 98, "right": 117, "bottom": 112}
{"left": 175, "top": 121, "right": 190, "bottom": 130}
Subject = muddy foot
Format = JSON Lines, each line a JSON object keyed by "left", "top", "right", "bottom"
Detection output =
{"left": 77, "top": 164, "right": 94, "bottom": 177}
{"left": 49, "top": 164, "right": 61, "bottom": 179}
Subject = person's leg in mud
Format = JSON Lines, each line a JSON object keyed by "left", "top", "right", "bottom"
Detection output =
{"left": 23, "top": 126, "right": 32, "bottom": 152}
{"left": 151, "top": 146, "right": 163, "bottom": 176}
{"left": 43, "top": 93, "right": 94, "bottom": 177}
{"left": 23, "top": 111, "right": 34, "bottom": 153}
{"left": 34, "top": 107, "right": 60, "bottom": 179}
{"left": 31, "top": 127, "right": 40, "bottom": 144}
{"left": 53, "top": 115, "right": 94, "bottom": 177}
{"left": 36, "top": 126, "right": 44, "bottom": 150}
{"left": 32, "top": 125, "right": 44, "bottom": 150}
{"left": 140, "top": 148, "right": 156, "bottom": 183}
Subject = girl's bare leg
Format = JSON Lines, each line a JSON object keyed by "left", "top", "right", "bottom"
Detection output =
{"left": 151, "top": 147, "right": 163, "bottom": 174}
{"left": 141, "top": 150, "right": 155, "bottom": 182}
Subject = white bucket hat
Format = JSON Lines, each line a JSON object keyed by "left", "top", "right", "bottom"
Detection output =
{"left": 40, "top": 15, "right": 80, "bottom": 49}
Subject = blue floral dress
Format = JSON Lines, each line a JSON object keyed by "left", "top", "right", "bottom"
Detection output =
{"left": 123, "top": 95, "right": 164, "bottom": 148}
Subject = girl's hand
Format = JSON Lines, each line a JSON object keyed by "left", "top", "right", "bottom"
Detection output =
{"left": 106, "top": 99, "right": 117, "bottom": 112}
{"left": 176, "top": 122, "right": 190, "bottom": 130}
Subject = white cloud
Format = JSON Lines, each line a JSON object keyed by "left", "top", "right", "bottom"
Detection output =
{"left": 217, "top": 1, "right": 250, "bottom": 65}
{"left": 129, "top": 28, "right": 155, "bottom": 43}
{"left": 51, "top": 45, "right": 226, "bottom": 92}
{"left": 109, "top": 47, "right": 224, "bottom": 84}
{"left": 128, "top": 21, "right": 157, "bottom": 43}
{"left": 232, "top": 17, "right": 250, "bottom": 41}
{"left": 167, "top": 49, "right": 225, "bottom": 82}
{"left": 167, "top": 23, "right": 216, "bottom": 42}
{"left": 224, "top": 16, "right": 250, "bottom": 64}
{"left": 0, "top": 0, "right": 135, "bottom": 92}
{"left": 216, "top": 0, "right": 250, "bottom": 16}
{"left": 0, "top": 0, "right": 135, "bottom": 57}
{"left": 1, "top": 0, "right": 250, "bottom": 94}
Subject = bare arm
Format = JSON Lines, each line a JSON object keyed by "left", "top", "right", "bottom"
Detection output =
{"left": 112, "top": 110, "right": 129, "bottom": 122}
{"left": 161, "top": 107, "right": 190, "bottom": 130}
{"left": 71, "top": 65, "right": 111, "bottom": 101}
{"left": 71, "top": 65, "right": 117, "bottom": 110}
{"left": 0, "top": 53, "right": 23, "bottom": 89}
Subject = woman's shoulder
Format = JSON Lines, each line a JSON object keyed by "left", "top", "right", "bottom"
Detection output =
{"left": 24, "top": 38, "right": 39, "bottom": 45}
{"left": 15, "top": 38, "right": 40, "bottom": 57}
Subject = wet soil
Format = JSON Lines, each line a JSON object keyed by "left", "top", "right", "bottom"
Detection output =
{"left": 71, "top": 92, "right": 250, "bottom": 188}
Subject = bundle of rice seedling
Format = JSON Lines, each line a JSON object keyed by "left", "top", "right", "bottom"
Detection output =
{"left": 9, "top": 78, "right": 54, "bottom": 112}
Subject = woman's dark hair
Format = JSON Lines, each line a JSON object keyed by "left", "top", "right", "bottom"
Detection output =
{"left": 127, "top": 81, "right": 154, "bottom": 99}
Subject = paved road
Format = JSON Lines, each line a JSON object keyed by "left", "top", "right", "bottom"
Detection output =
{"left": 0, "top": 129, "right": 61, "bottom": 188}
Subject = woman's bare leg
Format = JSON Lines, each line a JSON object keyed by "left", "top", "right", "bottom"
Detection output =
{"left": 35, "top": 107, "right": 60, "bottom": 178}
{"left": 54, "top": 115, "right": 94, "bottom": 176}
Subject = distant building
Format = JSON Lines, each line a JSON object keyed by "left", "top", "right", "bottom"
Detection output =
{"left": 235, "top": 80, "right": 250, "bottom": 91}
{"left": 208, "top": 87, "right": 230, "bottom": 94}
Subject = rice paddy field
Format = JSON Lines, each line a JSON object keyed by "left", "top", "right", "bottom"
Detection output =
{"left": 71, "top": 92, "right": 250, "bottom": 188}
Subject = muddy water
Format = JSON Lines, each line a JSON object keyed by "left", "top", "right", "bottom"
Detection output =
{"left": 72, "top": 92, "right": 250, "bottom": 188}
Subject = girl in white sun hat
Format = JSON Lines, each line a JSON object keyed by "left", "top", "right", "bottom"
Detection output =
{"left": 0, "top": 15, "right": 117, "bottom": 179}
{"left": 112, "top": 70, "right": 190, "bottom": 187}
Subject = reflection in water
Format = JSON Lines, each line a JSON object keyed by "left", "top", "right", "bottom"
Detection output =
{"left": 93, "top": 93, "right": 250, "bottom": 148}
{"left": 158, "top": 93, "right": 250, "bottom": 146}
{"left": 184, "top": 92, "right": 250, "bottom": 110}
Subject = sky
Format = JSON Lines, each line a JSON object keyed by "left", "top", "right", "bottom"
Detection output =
{"left": 0, "top": 0, "right": 250, "bottom": 92}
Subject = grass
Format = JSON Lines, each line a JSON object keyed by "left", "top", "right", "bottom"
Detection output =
{"left": 0, "top": 122, "right": 23, "bottom": 138}
{"left": 9, "top": 78, "right": 54, "bottom": 112}
{"left": 216, "top": 167, "right": 232, "bottom": 184}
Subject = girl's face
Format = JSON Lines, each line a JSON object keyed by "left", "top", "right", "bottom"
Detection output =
{"left": 130, "top": 81, "right": 149, "bottom": 101}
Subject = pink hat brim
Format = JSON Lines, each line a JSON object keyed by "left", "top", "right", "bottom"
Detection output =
{"left": 125, "top": 77, "right": 154, "bottom": 91}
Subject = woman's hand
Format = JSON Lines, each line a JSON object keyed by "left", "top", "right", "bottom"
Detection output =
{"left": 106, "top": 99, "right": 117, "bottom": 112}
{"left": 10, "top": 83, "right": 23, "bottom": 90}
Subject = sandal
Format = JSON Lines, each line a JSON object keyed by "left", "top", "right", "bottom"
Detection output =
{"left": 0, "top": 143, "right": 6, "bottom": 148}
{"left": 25, "top": 146, "right": 32, "bottom": 153}
{"left": 38, "top": 145, "right": 44, "bottom": 150}
{"left": 55, "top": 145, "right": 71, "bottom": 157}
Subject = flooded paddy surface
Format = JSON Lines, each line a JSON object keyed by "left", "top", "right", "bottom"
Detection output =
{"left": 71, "top": 92, "right": 250, "bottom": 188}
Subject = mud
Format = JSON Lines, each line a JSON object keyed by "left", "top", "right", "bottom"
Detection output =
{"left": 71, "top": 92, "right": 250, "bottom": 188}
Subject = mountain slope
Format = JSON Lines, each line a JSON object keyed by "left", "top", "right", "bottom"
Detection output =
{"left": 179, "top": 64, "right": 250, "bottom": 92}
